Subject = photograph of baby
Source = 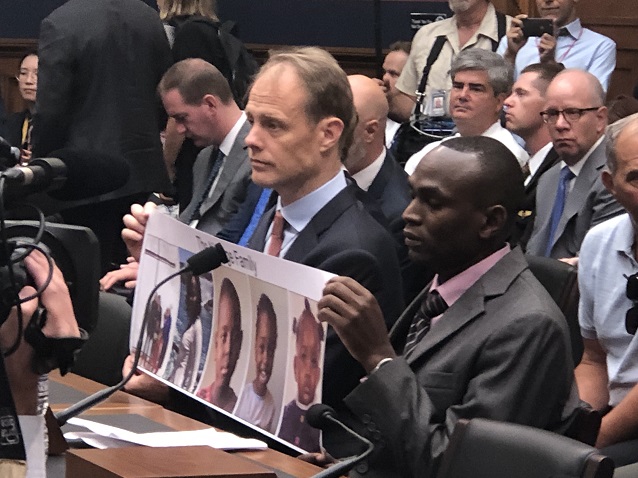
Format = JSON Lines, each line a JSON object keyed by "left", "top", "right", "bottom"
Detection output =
{"left": 197, "top": 267, "right": 251, "bottom": 413}
{"left": 234, "top": 280, "right": 289, "bottom": 435}
{"left": 277, "top": 296, "right": 326, "bottom": 452}
{"left": 165, "top": 248, "right": 214, "bottom": 393}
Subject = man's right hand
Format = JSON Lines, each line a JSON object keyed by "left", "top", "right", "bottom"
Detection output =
{"left": 504, "top": 15, "right": 529, "bottom": 63}
{"left": 122, "top": 202, "right": 157, "bottom": 262}
{"left": 100, "top": 258, "right": 139, "bottom": 291}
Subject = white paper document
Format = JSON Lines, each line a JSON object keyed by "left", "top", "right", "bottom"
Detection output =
{"left": 65, "top": 417, "right": 267, "bottom": 451}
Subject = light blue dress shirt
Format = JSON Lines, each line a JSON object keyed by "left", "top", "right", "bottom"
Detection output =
{"left": 497, "top": 18, "right": 616, "bottom": 91}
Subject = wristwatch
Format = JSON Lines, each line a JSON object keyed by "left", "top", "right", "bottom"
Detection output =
{"left": 24, "top": 306, "right": 88, "bottom": 375}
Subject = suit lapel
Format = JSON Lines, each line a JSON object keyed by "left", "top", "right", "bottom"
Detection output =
{"left": 366, "top": 153, "right": 391, "bottom": 202}
{"left": 524, "top": 147, "right": 559, "bottom": 195}
{"left": 553, "top": 140, "right": 605, "bottom": 247}
{"left": 396, "top": 248, "right": 527, "bottom": 365}
{"left": 199, "top": 121, "right": 250, "bottom": 216}
{"left": 283, "top": 183, "right": 357, "bottom": 262}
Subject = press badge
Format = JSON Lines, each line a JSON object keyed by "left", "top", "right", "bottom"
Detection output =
{"left": 427, "top": 89, "right": 448, "bottom": 118}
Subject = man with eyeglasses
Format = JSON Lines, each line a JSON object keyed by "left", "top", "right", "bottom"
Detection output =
{"left": 526, "top": 69, "right": 623, "bottom": 262}
{"left": 574, "top": 115, "right": 638, "bottom": 465}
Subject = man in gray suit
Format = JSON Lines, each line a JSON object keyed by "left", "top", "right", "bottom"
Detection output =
{"left": 101, "top": 59, "right": 250, "bottom": 288}
{"left": 319, "top": 136, "right": 577, "bottom": 477}
{"left": 526, "top": 69, "right": 624, "bottom": 262}
{"left": 159, "top": 58, "right": 251, "bottom": 235}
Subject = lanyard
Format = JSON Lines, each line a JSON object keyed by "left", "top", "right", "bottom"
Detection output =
{"left": 536, "top": 26, "right": 583, "bottom": 63}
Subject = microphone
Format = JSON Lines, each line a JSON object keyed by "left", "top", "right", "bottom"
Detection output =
{"left": 1, "top": 149, "right": 130, "bottom": 201}
{"left": 307, "top": 404, "right": 374, "bottom": 478}
{"left": 55, "top": 244, "right": 229, "bottom": 426}
{"left": 0, "top": 136, "right": 20, "bottom": 163}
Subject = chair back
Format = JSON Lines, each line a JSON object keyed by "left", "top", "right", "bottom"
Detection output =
{"left": 526, "top": 255, "right": 582, "bottom": 364}
{"left": 437, "top": 418, "right": 614, "bottom": 478}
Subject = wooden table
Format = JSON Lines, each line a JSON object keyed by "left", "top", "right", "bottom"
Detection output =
{"left": 49, "top": 372, "right": 321, "bottom": 478}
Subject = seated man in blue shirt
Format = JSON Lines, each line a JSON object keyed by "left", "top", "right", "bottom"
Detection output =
{"left": 498, "top": 0, "right": 616, "bottom": 92}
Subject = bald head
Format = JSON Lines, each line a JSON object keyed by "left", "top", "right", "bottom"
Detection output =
{"left": 544, "top": 69, "right": 608, "bottom": 165}
{"left": 345, "top": 75, "right": 388, "bottom": 175}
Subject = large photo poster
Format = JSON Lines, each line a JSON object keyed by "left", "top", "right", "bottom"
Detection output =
{"left": 130, "top": 212, "right": 331, "bottom": 453}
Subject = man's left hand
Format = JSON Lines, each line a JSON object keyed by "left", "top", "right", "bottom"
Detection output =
{"left": 538, "top": 33, "right": 557, "bottom": 63}
{"left": 318, "top": 276, "right": 396, "bottom": 373}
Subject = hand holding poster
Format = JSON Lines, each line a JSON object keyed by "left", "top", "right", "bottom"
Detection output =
{"left": 130, "top": 211, "right": 332, "bottom": 453}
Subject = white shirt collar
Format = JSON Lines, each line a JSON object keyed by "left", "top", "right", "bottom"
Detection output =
{"left": 562, "top": 135, "right": 604, "bottom": 177}
{"left": 525, "top": 142, "right": 553, "bottom": 186}
{"left": 219, "top": 112, "right": 247, "bottom": 156}
{"left": 352, "top": 149, "right": 386, "bottom": 192}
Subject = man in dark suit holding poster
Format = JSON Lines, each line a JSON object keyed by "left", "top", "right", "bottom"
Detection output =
{"left": 244, "top": 47, "right": 404, "bottom": 416}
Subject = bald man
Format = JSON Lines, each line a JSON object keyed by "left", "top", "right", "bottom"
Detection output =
{"left": 526, "top": 69, "right": 624, "bottom": 262}
{"left": 347, "top": 75, "right": 426, "bottom": 303}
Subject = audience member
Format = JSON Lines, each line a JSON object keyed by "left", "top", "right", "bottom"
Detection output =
{"left": 503, "top": 62, "right": 564, "bottom": 247}
{"left": 198, "top": 277, "right": 243, "bottom": 413}
{"left": 278, "top": 299, "right": 324, "bottom": 452}
{"left": 235, "top": 293, "right": 278, "bottom": 433}
{"left": 393, "top": 0, "right": 510, "bottom": 123}
{"left": 347, "top": 74, "right": 426, "bottom": 304}
{"left": 3, "top": 51, "right": 37, "bottom": 166}
{"left": 318, "top": 135, "right": 577, "bottom": 477}
{"left": 100, "top": 58, "right": 251, "bottom": 288}
{"left": 159, "top": 0, "right": 227, "bottom": 211}
{"left": 498, "top": 0, "right": 616, "bottom": 92}
{"left": 404, "top": 49, "right": 527, "bottom": 175}
{"left": 0, "top": 250, "right": 82, "bottom": 476}
{"left": 526, "top": 69, "right": 624, "bottom": 261}
{"left": 576, "top": 115, "right": 638, "bottom": 464}
{"left": 377, "top": 41, "right": 411, "bottom": 147}
{"left": 243, "top": 46, "right": 404, "bottom": 414}
{"left": 33, "top": 0, "right": 173, "bottom": 274}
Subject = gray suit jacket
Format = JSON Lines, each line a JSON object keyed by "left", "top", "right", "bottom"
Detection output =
{"left": 526, "top": 139, "right": 624, "bottom": 258}
{"left": 179, "top": 121, "right": 252, "bottom": 235}
{"left": 340, "top": 248, "right": 577, "bottom": 478}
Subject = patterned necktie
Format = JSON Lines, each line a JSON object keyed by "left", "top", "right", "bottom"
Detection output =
{"left": 188, "top": 148, "right": 225, "bottom": 223}
{"left": 403, "top": 290, "right": 448, "bottom": 357}
{"left": 545, "top": 166, "right": 575, "bottom": 257}
{"left": 266, "top": 210, "right": 286, "bottom": 257}
{"left": 521, "top": 161, "right": 531, "bottom": 180}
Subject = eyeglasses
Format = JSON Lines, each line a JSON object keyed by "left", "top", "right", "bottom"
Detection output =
{"left": 16, "top": 70, "right": 38, "bottom": 81}
{"left": 625, "top": 273, "right": 638, "bottom": 335}
{"left": 540, "top": 107, "right": 601, "bottom": 124}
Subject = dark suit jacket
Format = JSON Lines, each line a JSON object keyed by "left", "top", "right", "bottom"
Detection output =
{"left": 527, "top": 139, "right": 624, "bottom": 258}
{"left": 341, "top": 247, "right": 577, "bottom": 478}
{"left": 365, "top": 151, "right": 432, "bottom": 303}
{"left": 247, "top": 182, "right": 404, "bottom": 410}
{"left": 33, "top": 0, "right": 172, "bottom": 203}
{"left": 512, "top": 147, "right": 560, "bottom": 250}
{"left": 179, "top": 120, "right": 252, "bottom": 235}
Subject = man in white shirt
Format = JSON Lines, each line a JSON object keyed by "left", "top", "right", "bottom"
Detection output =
{"left": 503, "top": 62, "right": 564, "bottom": 247}
{"left": 498, "top": 0, "right": 616, "bottom": 92}
{"left": 404, "top": 49, "right": 528, "bottom": 175}
{"left": 393, "top": 0, "right": 511, "bottom": 123}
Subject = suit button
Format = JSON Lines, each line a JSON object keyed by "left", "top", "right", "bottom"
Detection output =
{"left": 361, "top": 414, "right": 371, "bottom": 424}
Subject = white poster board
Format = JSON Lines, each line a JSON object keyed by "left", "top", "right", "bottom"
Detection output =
{"left": 130, "top": 212, "right": 333, "bottom": 453}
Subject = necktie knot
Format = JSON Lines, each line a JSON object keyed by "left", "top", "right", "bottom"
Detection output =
{"left": 403, "top": 290, "right": 448, "bottom": 357}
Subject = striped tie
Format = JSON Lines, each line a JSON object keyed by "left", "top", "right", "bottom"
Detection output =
{"left": 403, "top": 290, "right": 448, "bottom": 357}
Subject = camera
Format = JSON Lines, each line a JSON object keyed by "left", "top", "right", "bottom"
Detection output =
{"left": 521, "top": 18, "right": 554, "bottom": 38}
